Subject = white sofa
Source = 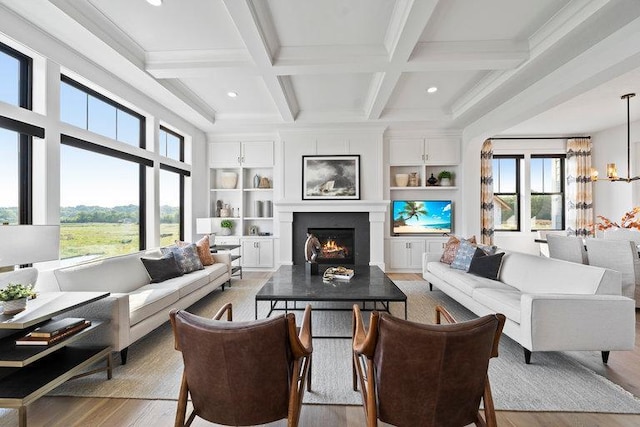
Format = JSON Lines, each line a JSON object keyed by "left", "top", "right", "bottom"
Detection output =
{"left": 36, "top": 249, "right": 231, "bottom": 364}
{"left": 423, "top": 250, "right": 636, "bottom": 364}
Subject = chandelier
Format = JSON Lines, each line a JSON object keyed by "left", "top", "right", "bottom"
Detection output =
{"left": 592, "top": 93, "right": 639, "bottom": 182}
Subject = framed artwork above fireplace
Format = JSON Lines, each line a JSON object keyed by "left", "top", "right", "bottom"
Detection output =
{"left": 302, "top": 155, "right": 360, "bottom": 200}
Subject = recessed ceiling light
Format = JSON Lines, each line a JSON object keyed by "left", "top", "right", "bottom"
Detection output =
{"left": 146, "top": 0, "right": 162, "bottom": 6}
{"left": 227, "top": 91, "right": 238, "bottom": 98}
{"left": 427, "top": 87, "right": 438, "bottom": 94}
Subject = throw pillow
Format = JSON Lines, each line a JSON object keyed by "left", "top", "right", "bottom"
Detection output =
{"left": 440, "top": 235, "right": 476, "bottom": 264}
{"left": 141, "top": 252, "right": 184, "bottom": 283}
{"left": 162, "top": 244, "right": 204, "bottom": 274}
{"left": 450, "top": 239, "right": 477, "bottom": 271}
{"left": 468, "top": 247, "right": 505, "bottom": 280}
{"left": 177, "top": 236, "right": 214, "bottom": 266}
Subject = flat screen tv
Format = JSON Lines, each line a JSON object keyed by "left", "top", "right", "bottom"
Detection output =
{"left": 392, "top": 200, "right": 452, "bottom": 235}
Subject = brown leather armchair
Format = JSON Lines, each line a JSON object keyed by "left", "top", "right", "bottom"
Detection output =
{"left": 170, "top": 303, "right": 312, "bottom": 427}
{"left": 352, "top": 305, "right": 505, "bottom": 427}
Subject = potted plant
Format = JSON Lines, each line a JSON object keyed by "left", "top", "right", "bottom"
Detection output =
{"left": 220, "top": 219, "right": 234, "bottom": 236}
{"left": 437, "top": 170, "right": 454, "bottom": 186}
{"left": 0, "top": 283, "right": 35, "bottom": 315}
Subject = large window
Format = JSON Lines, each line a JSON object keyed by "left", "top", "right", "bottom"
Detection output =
{"left": 60, "top": 136, "right": 150, "bottom": 263}
{"left": 0, "top": 128, "right": 20, "bottom": 224}
{"left": 492, "top": 156, "right": 521, "bottom": 231}
{"left": 159, "top": 126, "right": 183, "bottom": 161}
{"left": 60, "top": 76, "right": 144, "bottom": 148}
{"left": 531, "top": 155, "right": 565, "bottom": 230}
{"left": 0, "top": 43, "right": 31, "bottom": 108}
{"left": 159, "top": 167, "right": 183, "bottom": 246}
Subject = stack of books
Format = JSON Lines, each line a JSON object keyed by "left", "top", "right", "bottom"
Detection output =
{"left": 16, "top": 317, "right": 91, "bottom": 346}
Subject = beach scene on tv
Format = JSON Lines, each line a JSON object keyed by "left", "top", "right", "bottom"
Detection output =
{"left": 392, "top": 200, "right": 452, "bottom": 234}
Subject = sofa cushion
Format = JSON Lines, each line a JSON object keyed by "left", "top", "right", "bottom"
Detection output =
{"left": 142, "top": 269, "right": 211, "bottom": 298}
{"left": 437, "top": 266, "right": 515, "bottom": 297}
{"left": 440, "top": 235, "right": 476, "bottom": 265}
{"left": 468, "top": 248, "right": 505, "bottom": 280}
{"left": 141, "top": 252, "right": 184, "bottom": 283}
{"left": 473, "top": 287, "right": 522, "bottom": 324}
{"left": 451, "top": 240, "right": 497, "bottom": 271}
{"left": 162, "top": 244, "right": 204, "bottom": 274}
{"left": 177, "top": 236, "right": 215, "bottom": 266}
{"left": 205, "top": 262, "right": 228, "bottom": 282}
{"left": 55, "top": 252, "right": 151, "bottom": 293}
{"left": 129, "top": 287, "right": 180, "bottom": 326}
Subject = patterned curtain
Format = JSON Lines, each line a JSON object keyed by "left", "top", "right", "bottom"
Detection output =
{"left": 480, "top": 139, "right": 494, "bottom": 245}
{"left": 566, "top": 138, "right": 593, "bottom": 236}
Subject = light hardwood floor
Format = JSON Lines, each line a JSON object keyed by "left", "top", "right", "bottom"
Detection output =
{"left": 3, "top": 272, "right": 639, "bottom": 427}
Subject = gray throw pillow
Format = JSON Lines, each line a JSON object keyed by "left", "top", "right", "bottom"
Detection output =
{"left": 468, "top": 247, "right": 505, "bottom": 280}
{"left": 161, "top": 244, "right": 204, "bottom": 274}
{"left": 141, "top": 252, "right": 184, "bottom": 283}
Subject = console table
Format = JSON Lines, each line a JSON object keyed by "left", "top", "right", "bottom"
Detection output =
{"left": 0, "top": 291, "right": 112, "bottom": 427}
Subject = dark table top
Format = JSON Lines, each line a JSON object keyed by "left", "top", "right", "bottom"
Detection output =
{"left": 255, "top": 265, "right": 406, "bottom": 302}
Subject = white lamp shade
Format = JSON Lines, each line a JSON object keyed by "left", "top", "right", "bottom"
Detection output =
{"left": 0, "top": 225, "right": 60, "bottom": 267}
{"left": 196, "top": 218, "right": 216, "bottom": 235}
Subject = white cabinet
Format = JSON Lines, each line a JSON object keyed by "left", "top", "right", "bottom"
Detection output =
{"left": 389, "top": 239, "right": 425, "bottom": 270}
{"left": 241, "top": 238, "right": 273, "bottom": 268}
{"left": 389, "top": 138, "right": 459, "bottom": 165}
{"left": 209, "top": 141, "right": 274, "bottom": 167}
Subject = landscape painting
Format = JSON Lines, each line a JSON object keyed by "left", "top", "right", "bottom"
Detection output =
{"left": 302, "top": 155, "right": 360, "bottom": 200}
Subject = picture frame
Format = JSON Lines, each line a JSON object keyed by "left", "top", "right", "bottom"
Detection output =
{"left": 302, "top": 155, "right": 360, "bottom": 200}
{"left": 249, "top": 225, "right": 259, "bottom": 236}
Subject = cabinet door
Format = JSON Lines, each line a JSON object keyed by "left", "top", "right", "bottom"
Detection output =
{"left": 389, "top": 240, "right": 409, "bottom": 268}
{"left": 256, "top": 239, "right": 273, "bottom": 267}
{"left": 407, "top": 240, "right": 426, "bottom": 269}
{"left": 425, "top": 138, "right": 460, "bottom": 165}
{"left": 242, "top": 141, "right": 274, "bottom": 167}
{"left": 210, "top": 142, "right": 241, "bottom": 167}
{"left": 389, "top": 139, "right": 424, "bottom": 165}
{"left": 241, "top": 239, "right": 273, "bottom": 268}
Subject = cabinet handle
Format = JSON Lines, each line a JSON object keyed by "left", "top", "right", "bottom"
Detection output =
{"left": 241, "top": 156, "right": 245, "bottom": 163}
{"left": 237, "top": 156, "right": 241, "bottom": 164}
{"left": 425, "top": 153, "right": 429, "bottom": 161}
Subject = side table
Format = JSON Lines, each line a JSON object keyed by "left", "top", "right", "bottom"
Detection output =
{"left": 210, "top": 244, "right": 242, "bottom": 280}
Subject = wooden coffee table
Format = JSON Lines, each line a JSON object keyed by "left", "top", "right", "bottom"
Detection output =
{"left": 255, "top": 265, "right": 407, "bottom": 338}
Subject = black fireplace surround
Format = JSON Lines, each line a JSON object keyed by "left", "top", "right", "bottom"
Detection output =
{"left": 292, "top": 212, "right": 370, "bottom": 266}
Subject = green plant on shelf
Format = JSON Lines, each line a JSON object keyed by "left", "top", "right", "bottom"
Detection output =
{"left": 0, "top": 283, "right": 36, "bottom": 301}
{"left": 220, "top": 219, "right": 234, "bottom": 229}
{"left": 437, "top": 170, "right": 453, "bottom": 180}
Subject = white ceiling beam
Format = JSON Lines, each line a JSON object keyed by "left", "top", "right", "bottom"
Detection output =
{"left": 222, "top": 0, "right": 297, "bottom": 122}
{"left": 145, "top": 49, "right": 255, "bottom": 78}
{"left": 364, "top": 0, "right": 440, "bottom": 120}
{"left": 409, "top": 41, "right": 529, "bottom": 71}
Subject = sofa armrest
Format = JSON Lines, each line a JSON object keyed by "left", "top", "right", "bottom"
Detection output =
{"left": 520, "top": 294, "right": 635, "bottom": 351}
{"left": 422, "top": 253, "right": 441, "bottom": 276}
{"left": 212, "top": 252, "right": 232, "bottom": 276}
{"left": 63, "top": 293, "right": 130, "bottom": 352}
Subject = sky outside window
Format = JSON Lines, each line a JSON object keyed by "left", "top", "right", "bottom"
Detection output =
{"left": 0, "top": 53, "right": 19, "bottom": 106}
{"left": 0, "top": 128, "right": 19, "bottom": 223}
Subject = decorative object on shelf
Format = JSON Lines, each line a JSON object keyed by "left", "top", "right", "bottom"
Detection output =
{"left": 438, "top": 170, "right": 453, "bottom": 186}
{"left": 220, "top": 204, "right": 231, "bottom": 218}
{"left": 408, "top": 172, "right": 419, "bottom": 187}
{"left": 220, "top": 171, "right": 238, "bottom": 189}
{"left": 258, "top": 177, "right": 271, "bottom": 188}
{"left": 591, "top": 93, "right": 639, "bottom": 182}
{"left": 304, "top": 233, "right": 320, "bottom": 275}
{"left": 249, "top": 225, "right": 259, "bottom": 236}
{"left": 220, "top": 219, "right": 233, "bottom": 236}
{"left": 302, "top": 155, "right": 360, "bottom": 200}
{"left": 395, "top": 173, "right": 409, "bottom": 187}
{"left": 215, "top": 200, "right": 223, "bottom": 217}
{"left": 427, "top": 173, "right": 438, "bottom": 186}
{"left": 254, "top": 200, "right": 263, "bottom": 217}
{"left": 253, "top": 174, "right": 260, "bottom": 188}
{"left": 265, "top": 200, "right": 273, "bottom": 217}
{"left": 0, "top": 283, "right": 35, "bottom": 315}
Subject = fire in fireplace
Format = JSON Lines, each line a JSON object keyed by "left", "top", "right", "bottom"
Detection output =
{"left": 308, "top": 227, "right": 355, "bottom": 264}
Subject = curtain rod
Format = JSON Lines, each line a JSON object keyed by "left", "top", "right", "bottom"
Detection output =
{"left": 490, "top": 136, "right": 590, "bottom": 140}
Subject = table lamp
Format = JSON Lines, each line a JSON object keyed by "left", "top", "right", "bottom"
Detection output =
{"left": 196, "top": 218, "right": 216, "bottom": 246}
{"left": 0, "top": 225, "right": 60, "bottom": 270}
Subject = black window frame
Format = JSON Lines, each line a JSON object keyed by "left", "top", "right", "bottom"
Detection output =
{"left": 493, "top": 155, "right": 522, "bottom": 232}
{"left": 159, "top": 164, "right": 190, "bottom": 241}
{"left": 159, "top": 125, "right": 185, "bottom": 162}
{"left": 60, "top": 75, "right": 146, "bottom": 149}
{"left": 530, "top": 154, "right": 566, "bottom": 231}
{"left": 61, "top": 134, "right": 151, "bottom": 250}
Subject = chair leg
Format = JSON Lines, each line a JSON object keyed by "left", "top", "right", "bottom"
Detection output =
{"left": 523, "top": 348, "right": 532, "bottom": 364}
{"left": 482, "top": 375, "right": 497, "bottom": 427}
{"left": 307, "top": 354, "right": 312, "bottom": 392}
{"left": 175, "top": 372, "right": 189, "bottom": 427}
{"left": 602, "top": 351, "right": 610, "bottom": 364}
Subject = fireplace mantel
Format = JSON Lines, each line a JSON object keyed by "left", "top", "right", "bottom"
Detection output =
{"left": 275, "top": 200, "right": 389, "bottom": 268}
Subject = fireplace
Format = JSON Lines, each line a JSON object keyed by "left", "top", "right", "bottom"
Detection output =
{"left": 308, "top": 227, "right": 355, "bottom": 264}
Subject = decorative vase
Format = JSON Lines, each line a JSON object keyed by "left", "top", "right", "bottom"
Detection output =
{"left": 427, "top": 173, "right": 438, "bottom": 186}
{"left": 440, "top": 178, "right": 451, "bottom": 186}
{"left": 220, "top": 172, "right": 238, "bottom": 189}
{"left": 253, "top": 174, "right": 260, "bottom": 188}
{"left": 220, "top": 227, "right": 232, "bottom": 236}
{"left": 395, "top": 174, "right": 409, "bottom": 187}
{"left": 408, "top": 172, "right": 419, "bottom": 187}
{"left": 1, "top": 297, "right": 27, "bottom": 315}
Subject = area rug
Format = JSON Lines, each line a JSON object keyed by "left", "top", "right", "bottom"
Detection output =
{"left": 48, "top": 279, "right": 640, "bottom": 413}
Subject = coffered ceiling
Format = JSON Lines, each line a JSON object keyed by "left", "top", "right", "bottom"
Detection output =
{"left": 3, "top": 0, "right": 640, "bottom": 138}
